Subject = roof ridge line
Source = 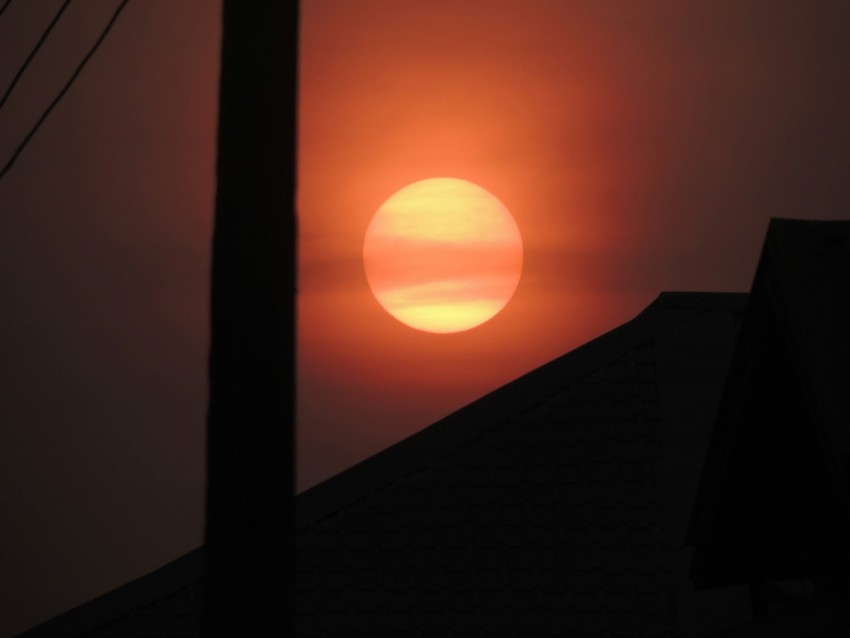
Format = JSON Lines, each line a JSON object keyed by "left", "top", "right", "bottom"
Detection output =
{"left": 15, "top": 548, "right": 204, "bottom": 638}
{"left": 296, "top": 292, "right": 746, "bottom": 529}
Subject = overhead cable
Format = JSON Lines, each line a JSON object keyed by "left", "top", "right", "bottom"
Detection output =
{"left": 0, "top": 0, "right": 74, "bottom": 113}
{"left": 0, "top": 0, "right": 130, "bottom": 182}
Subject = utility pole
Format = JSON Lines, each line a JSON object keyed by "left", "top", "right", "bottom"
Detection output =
{"left": 203, "top": 3, "right": 297, "bottom": 636}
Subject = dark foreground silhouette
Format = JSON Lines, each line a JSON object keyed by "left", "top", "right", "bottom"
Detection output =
{"left": 17, "top": 207, "right": 850, "bottom": 637}
{"left": 19, "top": 220, "right": 850, "bottom": 637}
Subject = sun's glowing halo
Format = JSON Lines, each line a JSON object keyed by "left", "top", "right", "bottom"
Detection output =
{"left": 363, "top": 178, "right": 523, "bottom": 333}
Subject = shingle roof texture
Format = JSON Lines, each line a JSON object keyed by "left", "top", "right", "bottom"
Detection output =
{"left": 18, "top": 292, "right": 750, "bottom": 638}
{"left": 295, "top": 324, "right": 690, "bottom": 637}
{"left": 705, "top": 593, "right": 850, "bottom": 638}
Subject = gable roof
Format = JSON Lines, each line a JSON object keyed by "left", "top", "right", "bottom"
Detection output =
{"left": 19, "top": 292, "right": 748, "bottom": 638}
{"left": 296, "top": 292, "right": 748, "bottom": 638}
{"left": 688, "top": 219, "right": 850, "bottom": 589}
{"left": 296, "top": 291, "right": 742, "bottom": 528}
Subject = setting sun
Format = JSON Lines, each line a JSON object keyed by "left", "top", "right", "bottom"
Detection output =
{"left": 363, "top": 178, "right": 523, "bottom": 333}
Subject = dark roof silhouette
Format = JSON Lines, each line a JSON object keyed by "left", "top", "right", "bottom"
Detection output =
{"left": 19, "top": 291, "right": 752, "bottom": 638}
{"left": 294, "top": 292, "right": 751, "bottom": 638}
{"left": 689, "top": 219, "right": 850, "bottom": 593}
{"left": 704, "top": 592, "right": 848, "bottom": 638}
{"left": 16, "top": 551, "right": 203, "bottom": 638}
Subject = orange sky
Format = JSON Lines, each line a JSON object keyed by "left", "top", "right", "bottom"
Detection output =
{"left": 299, "top": 1, "right": 642, "bottom": 490}
{"left": 2, "top": 2, "right": 850, "bottom": 634}
{"left": 297, "top": 0, "right": 850, "bottom": 490}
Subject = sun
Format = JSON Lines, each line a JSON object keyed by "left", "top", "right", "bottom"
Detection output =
{"left": 363, "top": 177, "right": 523, "bottom": 334}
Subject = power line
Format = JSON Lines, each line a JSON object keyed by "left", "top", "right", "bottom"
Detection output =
{"left": 0, "top": 0, "right": 73, "bottom": 113}
{"left": 0, "top": 0, "right": 130, "bottom": 182}
{"left": 0, "top": 0, "right": 13, "bottom": 19}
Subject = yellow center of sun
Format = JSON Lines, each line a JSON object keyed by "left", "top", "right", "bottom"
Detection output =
{"left": 363, "top": 177, "right": 523, "bottom": 334}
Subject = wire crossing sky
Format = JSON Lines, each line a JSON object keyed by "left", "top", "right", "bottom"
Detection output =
{"left": 0, "top": 0, "right": 73, "bottom": 113}
{"left": 0, "top": 0, "right": 129, "bottom": 181}
{"left": 0, "top": 0, "right": 14, "bottom": 19}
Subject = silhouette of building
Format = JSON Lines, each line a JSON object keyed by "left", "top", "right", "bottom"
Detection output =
{"left": 17, "top": 219, "right": 850, "bottom": 637}
{"left": 687, "top": 218, "right": 850, "bottom": 635}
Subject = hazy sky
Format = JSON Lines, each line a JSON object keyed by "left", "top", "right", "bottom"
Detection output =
{"left": 2, "top": 1, "right": 850, "bottom": 635}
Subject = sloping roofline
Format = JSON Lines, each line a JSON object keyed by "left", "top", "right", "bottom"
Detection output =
{"left": 688, "top": 218, "right": 850, "bottom": 587}
{"left": 19, "top": 291, "right": 747, "bottom": 637}
{"left": 296, "top": 292, "right": 746, "bottom": 527}
{"left": 16, "top": 549, "right": 204, "bottom": 638}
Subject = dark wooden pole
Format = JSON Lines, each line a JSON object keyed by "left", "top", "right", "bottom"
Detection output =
{"left": 203, "top": 2, "right": 297, "bottom": 636}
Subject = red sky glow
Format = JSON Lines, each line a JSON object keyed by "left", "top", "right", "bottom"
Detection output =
{"left": 2, "top": 1, "right": 850, "bottom": 636}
